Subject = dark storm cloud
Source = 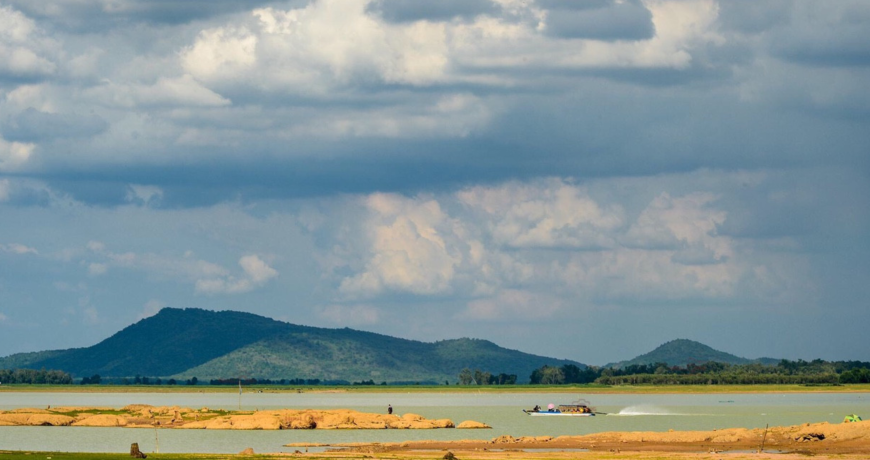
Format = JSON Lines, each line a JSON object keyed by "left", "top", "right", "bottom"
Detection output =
{"left": 720, "top": 1, "right": 870, "bottom": 67}
{"left": 2, "top": 108, "right": 108, "bottom": 142}
{"left": 539, "top": 0, "right": 654, "bottom": 41}
{"left": 366, "top": 0, "right": 499, "bottom": 23}
{"left": 4, "top": 0, "right": 302, "bottom": 30}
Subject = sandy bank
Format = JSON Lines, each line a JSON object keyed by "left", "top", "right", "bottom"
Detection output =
{"left": 0, "top": 405, "right": 489, "bottom": 430}
{"left": 328, "top": 419, "right": 870, "bottom": 456}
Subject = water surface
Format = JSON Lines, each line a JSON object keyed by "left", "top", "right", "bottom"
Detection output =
{"left": 1, "top": 391, "right": 867, "bottom": 453}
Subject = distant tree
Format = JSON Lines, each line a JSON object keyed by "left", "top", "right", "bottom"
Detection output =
{"left": 530, "top": 365, "right": 565, "bottom": 384}
{"left": 540, "top": 366, "right": 565, "bottom": 384}
{"left": 458, "top": 368, "right": 474, "bottom": 385}
{"left": 561, "top": 364, "right": 581, "bottom": 383}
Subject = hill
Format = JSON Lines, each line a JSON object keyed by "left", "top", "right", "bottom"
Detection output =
{"left": 606, "top": 339, "right": 754, "bottom": 368}
{"left": 0, "top": 308, "right": 584, "bottom": 383}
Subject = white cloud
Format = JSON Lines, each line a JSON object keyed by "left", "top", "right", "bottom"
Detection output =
{"left": 86, "top": 75, "right": 231, "bottom": 108}
{"left": 176, "top": 0, "right": 722, "bottom": 98}
{"left": 0, "top": 137, "right": 36, "bottom": 172}
{"left": 623, "top": 192, "right": 732, "bottom": 262}
{"left": 458, "top": 178, "right": 625, "bottom": 249}
{"left": 1, "top": 243, "right": 38, "bottom": 255}
{"left": 239, "top": 254, "right": 278, "bottom": 284}
{"left": 0, "top": 6, "right": 57, "bottom": 78}
{"left": 181, "top": 26, "right": 258, "bottom": 82}
{"left": 339, "top": 193, "right": 464, "bottom": 297}
{"left": 196, "top": 254, "right": 278, "bottom": 295}
{"left": 86, "top": 240, "right": 106, "bottom": 252}
{"left": 126, "top": 184, "right": 164, "bottom": 206}
{"left": 329, "top": 177, "right": 792, "bottom": 311}
{"left": 88, "top": 262, "right": 107, "bottom": 276}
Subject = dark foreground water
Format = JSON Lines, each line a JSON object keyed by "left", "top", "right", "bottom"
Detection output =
{"left": 1, "top": 391, "right": 868, "bottom": 453}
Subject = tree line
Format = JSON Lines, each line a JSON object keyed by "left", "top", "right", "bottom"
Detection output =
{"left": 4, "top": 357, "right": 869, "bottom": 386}
{"left": 0, "top": 368, "right": 72, "bottom": 384}
{"left": 516, "top": 359, "right": 870, "bottom": 385}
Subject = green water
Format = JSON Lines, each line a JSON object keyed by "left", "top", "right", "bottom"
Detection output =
{"left": 1, "top": 391, "right": 867, "bottom": 453}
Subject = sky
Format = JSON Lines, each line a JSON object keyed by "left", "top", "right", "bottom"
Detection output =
{"left": 0, "top": 0, "right": 868, "bottom": 367}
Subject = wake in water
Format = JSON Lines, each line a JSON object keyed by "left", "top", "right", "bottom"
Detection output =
{"left": 608, "top": 405, "right": 683, "bottom": 416}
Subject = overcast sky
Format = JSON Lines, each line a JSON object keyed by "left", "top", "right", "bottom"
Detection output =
{"left": 1, "top": 0, "right": 868, "bottom": 367}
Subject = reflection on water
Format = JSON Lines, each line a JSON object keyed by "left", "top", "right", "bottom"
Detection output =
{"left": 0, "top": 391, "right": 867, "bottom": 453}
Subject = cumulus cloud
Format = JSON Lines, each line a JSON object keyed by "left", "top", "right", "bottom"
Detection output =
{"left": 195, "top": 254, "right": 278, "bottom": 294}
{"left": 83, "top": 241, "right": 263, "bottom": 293}
{"left": 180, "top": 27, "right": 258, "bottom": 82}
{"left": 458, "top": 179, "right": 624, "bottom": 249}
{"left": 0, "top": 5, "right": 57, "bottom": 79}
{"left": 0, "top": 137, "right": 36, "bottom": 172}
{"left": 622, "top": 192, "right": 731, "bottom": 261}
{"left": 329, "top": 177, "right": 785, "bottom": 311}
{"left": 1, "top": 243, "right": 38, "bottom": 255}
{"left": 339, "top": 193, "right": 465, "bottom": 297}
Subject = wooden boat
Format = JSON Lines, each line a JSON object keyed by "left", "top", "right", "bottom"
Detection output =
{"left": 524, "top": 400, "right": 597, "bottom": 416}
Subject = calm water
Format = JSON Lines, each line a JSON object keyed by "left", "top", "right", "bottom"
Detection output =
{"left": 1, "top": 391, "right": 868, "bottom": 453}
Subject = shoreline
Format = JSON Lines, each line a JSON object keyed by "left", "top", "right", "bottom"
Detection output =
{"left": 314, "top": 419, "right": 870, "bottom": 457}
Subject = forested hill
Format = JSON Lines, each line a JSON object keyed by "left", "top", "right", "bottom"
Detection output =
{"left": 607, "top": 339, "right": 754, "bottom": 368}
{"left": 0, "top": 308, "right": 584, "bottom": 383}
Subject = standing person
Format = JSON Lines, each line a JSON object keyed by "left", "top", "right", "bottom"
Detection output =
{"left": 387, "top": 404, "right": 393, "bottom": 415}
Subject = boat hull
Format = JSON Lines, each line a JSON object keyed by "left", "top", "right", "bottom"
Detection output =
{"left": 523, "top": 410, "right": 595, "bottom": 417}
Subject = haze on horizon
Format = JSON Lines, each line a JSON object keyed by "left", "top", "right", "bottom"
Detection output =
{"left": 1, "top": 0, "right": 868, "bottom": 366}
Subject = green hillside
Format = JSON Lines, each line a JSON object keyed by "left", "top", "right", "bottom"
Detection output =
{"left": 0, "top": 308, "right": 584, "bottom": 383}
{"left": 607, "top": 339, "right": 753, "bottom": 368}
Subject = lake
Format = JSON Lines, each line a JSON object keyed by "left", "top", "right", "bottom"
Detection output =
{"left": 1, "top": 391, "right": 868, "bottom": 453}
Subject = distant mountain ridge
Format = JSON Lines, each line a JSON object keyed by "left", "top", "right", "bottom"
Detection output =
{"left": 606, "top": 338, "right": 774, "bottom": 369}
{"left": 0, "top": 308, "right": 584, "bottom": 383}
